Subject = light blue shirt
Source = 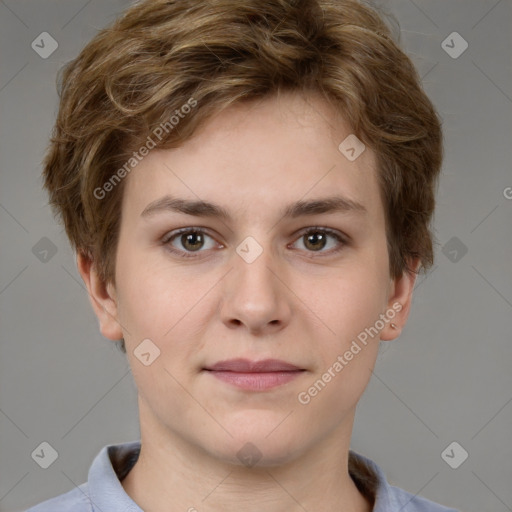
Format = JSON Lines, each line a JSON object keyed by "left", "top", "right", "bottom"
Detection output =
{"left": 26, "top": 440, "right": 459, "bottom": 511}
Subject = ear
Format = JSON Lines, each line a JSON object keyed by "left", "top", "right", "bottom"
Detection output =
{"left": 380, "top": 257, "right": 421, "bottom": 341}
{"left": 76, "top": 252, "right": 123, "bottom": 341}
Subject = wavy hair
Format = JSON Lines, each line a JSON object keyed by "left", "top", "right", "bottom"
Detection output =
{"left": 43, "top": 0, "right": 443, "bottom": 317}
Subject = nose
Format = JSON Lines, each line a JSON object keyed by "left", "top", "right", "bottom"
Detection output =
{"left": 219, "top": 239, "right": 292, "bottom": 336}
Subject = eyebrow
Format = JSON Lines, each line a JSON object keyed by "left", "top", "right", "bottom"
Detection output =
{"left": 140, "top": 194, "right": 367, "bottom": 220}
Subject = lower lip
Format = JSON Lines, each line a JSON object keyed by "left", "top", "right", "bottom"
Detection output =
{"left": 205, "top": 371, "right": 304, "bottom": 391}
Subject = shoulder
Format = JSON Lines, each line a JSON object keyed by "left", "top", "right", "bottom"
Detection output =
{"left": 348, "top": 450, "right": 460, "bottom": 512}
{"left": 386, "top": 483, "right": 459, "bottom": 512}
{"left": 25, "top": 482, "right": 92, "bottom": 512}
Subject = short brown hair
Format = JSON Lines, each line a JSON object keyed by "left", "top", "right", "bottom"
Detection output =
{"left": 43, "top": 0, "right": 442, "bottom": 294}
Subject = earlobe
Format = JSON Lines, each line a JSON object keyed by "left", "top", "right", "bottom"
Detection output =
{"left": 380, "top": 258, "right": 421, "bottom": 341}
{"left": 76, "top": 252, "right": 124, "bottom": 341}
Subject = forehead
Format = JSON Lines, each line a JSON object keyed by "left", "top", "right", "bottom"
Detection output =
{"left": 121, "top": 91, "right": 384, "bottom": 226}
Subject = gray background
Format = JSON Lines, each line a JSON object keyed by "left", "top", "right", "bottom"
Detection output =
{"left": 1, "top": 1, "right": 511, "bottom": 511}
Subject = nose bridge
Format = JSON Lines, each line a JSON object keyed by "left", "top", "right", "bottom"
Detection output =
{"left": 234, "top": 234, "right": 280, "bottom": 301}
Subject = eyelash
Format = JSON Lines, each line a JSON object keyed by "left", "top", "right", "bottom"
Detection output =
{"left": 161, "top": 227, "right": 347, "bottom": 259}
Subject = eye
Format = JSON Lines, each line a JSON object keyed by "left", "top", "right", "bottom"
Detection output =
{"left": 161, "top": 226, "right": 347, "bottom": 259}
{"left": 290, "top": 227, "right": 347, "bottom": 256}
{"left": 162, "top": 228, "right": 220, "bottom": 258}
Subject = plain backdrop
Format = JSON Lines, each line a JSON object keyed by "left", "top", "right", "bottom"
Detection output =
{"left": 1, "top": 1, "right": 511, "bottom": 511}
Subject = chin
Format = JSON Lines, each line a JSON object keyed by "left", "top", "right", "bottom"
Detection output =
{"left": 205, "top": 419, "right": 310, "bottom": 468}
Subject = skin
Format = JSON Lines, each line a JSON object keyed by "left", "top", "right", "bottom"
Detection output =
{"left": 78, "top": 90, "right": 419, "bottom": 512}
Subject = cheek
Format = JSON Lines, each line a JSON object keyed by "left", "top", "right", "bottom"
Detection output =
{"left": 115, "top": 251, "right": 216, "bottom": 359}
{"left": 114, "top": 248, "right": 176, "bottom": 339}
{"left": 298, "top": 279, "right": 383, "bottom": 415}
{"left": 308, "top": 264, "right": 387, "bottom": 341}
{"left": 300, "top": 262, "right": 386, "bottom": 390}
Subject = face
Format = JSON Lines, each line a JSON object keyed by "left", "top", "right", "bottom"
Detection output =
{"left": 80, "top": 91, "right": 417, "bottom": 466}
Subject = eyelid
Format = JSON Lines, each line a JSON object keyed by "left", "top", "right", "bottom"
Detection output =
{"left": 295, "top": 226, "right": 348, "bottom": 243}
{"left": 161, "top": 227, "right": 222, "bottom": 259}
{"left": 161, "top": 226, "right": 219, "bottom": 245}
{"left": 290, "top": 226, "right": 348, "bottom": 254}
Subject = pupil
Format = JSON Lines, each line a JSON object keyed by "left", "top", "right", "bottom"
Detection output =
{"left": 183, "top": 232, "right": 203, "bottom": 251}
{"left": 180, "top": 232, "right": 327, "bottom": 252}
{"left": 306, "top": 232, "right": 325, "bottom": 251}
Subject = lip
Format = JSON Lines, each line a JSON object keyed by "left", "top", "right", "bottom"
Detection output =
{"left": 205, "top": 358, "right": 302, "bottom": 372}
{"left": 203, "top": 358, "right": 305, "bottom": 391}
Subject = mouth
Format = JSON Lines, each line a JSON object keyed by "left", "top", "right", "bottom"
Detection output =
{"left": 203, "top": 358, "right": 306, "bottom": 391}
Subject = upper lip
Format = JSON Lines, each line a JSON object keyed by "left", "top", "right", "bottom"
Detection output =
{"left": 204, "top": 358, "right": 303, "bottom": 372}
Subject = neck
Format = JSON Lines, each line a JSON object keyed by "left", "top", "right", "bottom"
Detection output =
{"left": 121, "top": 402, "right": 373, "bottom": 512}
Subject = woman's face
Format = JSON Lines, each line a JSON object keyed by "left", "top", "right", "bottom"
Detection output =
{"left": 84, "top": 91, "right": 416, "bottom": 466}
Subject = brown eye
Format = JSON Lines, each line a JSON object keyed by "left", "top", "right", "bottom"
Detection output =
{"left": 162, "top": 228, "right": 218, "bottom": 258}
{"left": 303, "top": 231, "right": 328, "bottom": 251}
{"left": 292, "top": 228, "right": 346, "bottom": 256}
{"left": 180, "top": 231, "right": 205, "bottom": 252}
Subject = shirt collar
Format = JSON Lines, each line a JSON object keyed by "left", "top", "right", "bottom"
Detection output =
{"left": 348, "top": 449, "right": 398, "bottom": 510}
{"left": 88, "top": 440, "right": 396, "bottom": 511}
{"left": 88, "top": 441, "right": 143, "bottom": 512}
